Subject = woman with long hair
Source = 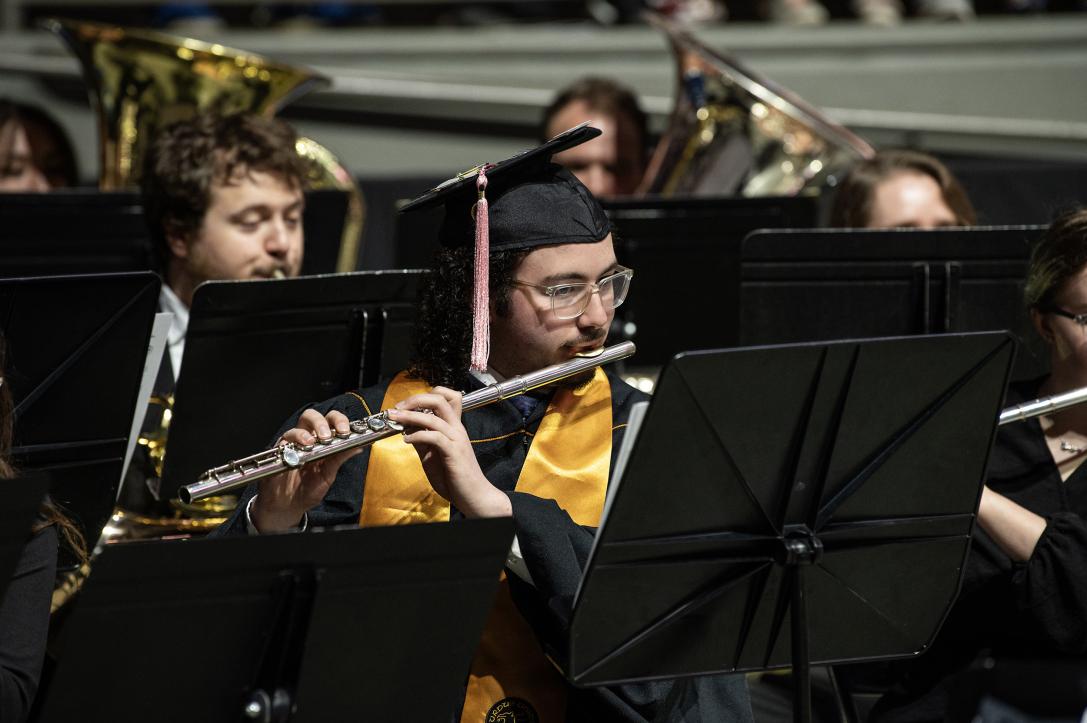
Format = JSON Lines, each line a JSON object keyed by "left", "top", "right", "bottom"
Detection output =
{"left": 0, "top": 333, "right": 86, "bottom": 722}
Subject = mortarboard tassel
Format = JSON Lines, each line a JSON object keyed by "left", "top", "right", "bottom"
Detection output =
{"left": 470, "top": 167, "right": 491, "bottom": 373}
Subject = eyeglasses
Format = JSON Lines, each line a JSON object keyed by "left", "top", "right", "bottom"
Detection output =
{"left": 1045, "top": 305, "right": 1087, "bottom": 327}
{"left": 511, "top": 266, "right": 633, "bottom": 320}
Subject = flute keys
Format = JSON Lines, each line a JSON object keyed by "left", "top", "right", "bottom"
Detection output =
{"left": 281, "top": 445, "right": 303, "bottom": 468}
{"left": 366, "top": 416, "right": 388, "bottom": 432}
{"left": 350, "top": 420, "right": 367, "bottom": 434}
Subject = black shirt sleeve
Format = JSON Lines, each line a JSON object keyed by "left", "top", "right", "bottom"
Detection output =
{"left": 0, "top": 526, "right": 58, "bottom": 723}
{"left": 1014, "top": 511, "right": 1087, "bottom": 654}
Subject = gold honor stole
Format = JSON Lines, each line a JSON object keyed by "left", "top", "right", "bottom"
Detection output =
{"left": 358, "top": 368, "right": 613, "bottom": 723}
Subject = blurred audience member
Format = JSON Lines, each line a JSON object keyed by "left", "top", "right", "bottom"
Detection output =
{"left": 764, "top": 0, "right": 974, "bottom": 24}
{"left": 0, "top": 100, "right": 78, "bottom": 192}
{"left": 541, "top": 77, "right": 649, "bottom": 198}
{"left": 829, "top": 149, "right": 977, "bottom": 229}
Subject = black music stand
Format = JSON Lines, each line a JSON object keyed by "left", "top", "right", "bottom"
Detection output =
{"left": 300, "top": 189, "right": 353, "bottom": 275}
{"left": 739, "top": 226, "right": 1047, "bottom": 379}
{"left": 0, "top": 473, "right": 51, "bottom": 606}
{"left": 38, "top": 518, "right": 514, "bottom": 723}
{"left": 0, "top": 189, "right": 352, "bottom": 278}
{"left": 604, "top": 195, "right": 818, "bottom": 368}
{"left": 0, "top": 273, "right": 161, "bottom": 566}
{"left": 160, "top": 270, "right": 423, "bottom": 500}
{"left": 568, "top": 333, "right": 1016, "bottom": 722}
{"left": 0, "top": 190, "right": 152, "bottom": 277}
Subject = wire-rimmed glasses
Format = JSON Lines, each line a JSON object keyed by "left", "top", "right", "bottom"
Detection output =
{"left": 511, "top": 266, "right": 633, "bottom": 320}
{"left": 1045, "top": 305, "right": 1087, "bottom": 329}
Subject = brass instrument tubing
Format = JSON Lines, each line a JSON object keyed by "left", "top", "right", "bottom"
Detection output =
{"left": 998, "top": 384, "right": 1087, "bottom": 426}
{"left": 180, "top": 341, "right": 635, "bottom": 503}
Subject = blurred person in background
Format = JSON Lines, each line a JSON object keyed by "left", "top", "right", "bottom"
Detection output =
{"left": 541, "top": 77, "right": 649, "bottom": 198}
{"left": 763, "top": 0, "right": 974, "bottom": 25}
{"left": 829, "top": 149, "right": 977, "bottom": 229}
{"left": 0, "top": 99, "right": 78, "bottom": 192}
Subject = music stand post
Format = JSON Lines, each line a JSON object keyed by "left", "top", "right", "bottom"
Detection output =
{"left": 569, "top": 333, "right": 1016, "bottom": 723}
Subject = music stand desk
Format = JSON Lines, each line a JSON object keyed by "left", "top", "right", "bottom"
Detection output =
{"left": 0, "top": 190, "right": 151, "bottom": 278}
{"left": 739, "top": 225, "right": 1046, "bottom": 378}
{"left": 1, "top": 272, "right": 160, "bottom": 564}
{"left": 569, "top": 333, "right": 1015, "bottom": 722}
{"left": 161, "top": 269, "right": 423, "bottom": 500}
{"left": 0, "top": 188, "right": 353, "bottom": 278}
{"left": 39, "top": 517, "right": 514, "bottom": 723}
{"left": 604, "top": 194, "right": 819, "bottom": 368}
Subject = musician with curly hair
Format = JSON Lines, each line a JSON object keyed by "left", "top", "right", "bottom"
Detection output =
{"left": 127, "top": 114, "right": 311, "bottom": 509}
{"left": 216, "top": 127, "right": 753, "bottom": 723}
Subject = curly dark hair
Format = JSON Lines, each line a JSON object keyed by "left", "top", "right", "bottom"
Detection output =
{"left": 409, "top": 244, "right": 527, "bottom": 389}
{"left": 829, "top": 149, "right": 976, "bottom": 228}
{"left": 1024, "top": 207, "right": 1087, "bottom": 312}
{"left": 140, "top": 113, "right": 311, "bottom": 272}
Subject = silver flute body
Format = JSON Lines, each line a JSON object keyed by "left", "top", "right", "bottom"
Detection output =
{"left": 998, "top": 383, "right": 1087, "bottom": 426}
{"left": 179, "top": 341, "right": 635, "bottom": 503}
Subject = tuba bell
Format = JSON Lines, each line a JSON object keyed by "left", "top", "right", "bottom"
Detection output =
{"left": 639, "top": 12, "right": 875, "bottom": 198}
{"left": 44, "top": 17, "right": 363, "bottom": 271}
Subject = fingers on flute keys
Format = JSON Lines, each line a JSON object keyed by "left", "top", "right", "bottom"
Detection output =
{"left": 282, "top": 409, "right": 353, "bottom": 448}
{"left": 388, "top": 387, "right": 464, "bottom": 442}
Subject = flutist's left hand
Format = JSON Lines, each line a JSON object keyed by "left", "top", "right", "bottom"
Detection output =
{"left": 388, "top": 387, "right": 512, "bottom": 519}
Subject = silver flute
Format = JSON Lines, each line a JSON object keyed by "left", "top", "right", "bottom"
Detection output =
{"left": 998, "top": 383, "right": 1087, "bottom": 426}
{"left": 179, "top": 341, "right": 635, "bottom": 503}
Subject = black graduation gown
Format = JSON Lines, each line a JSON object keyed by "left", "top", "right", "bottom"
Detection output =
{"left": 868, "top": 377, "right": 1087, "bottom": 722}
{"left": 216, "top": 370, "right": 754, "bottom": 723}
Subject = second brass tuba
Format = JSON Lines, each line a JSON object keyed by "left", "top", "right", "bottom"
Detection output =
{"left": 639, "top": 13, "right": 875, "bottom": 198}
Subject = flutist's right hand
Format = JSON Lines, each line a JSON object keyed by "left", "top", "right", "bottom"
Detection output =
{"left": 250, "top": 409, "right": 361, "bottom": 533}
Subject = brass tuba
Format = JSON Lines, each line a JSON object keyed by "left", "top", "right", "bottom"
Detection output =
{"left": 44, "top": 17, "right": 363, "bottom": 272}
{"left": 639, "top": 13, "right": 875, "bottom": 198}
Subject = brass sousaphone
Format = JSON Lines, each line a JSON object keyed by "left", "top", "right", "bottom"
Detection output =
{"left": 640, "top": 13, "right": 875, "bottom": 197}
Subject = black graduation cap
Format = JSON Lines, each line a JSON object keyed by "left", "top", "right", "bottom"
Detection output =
{"left": 400, "top": 123, "right": 614, "bottom": 372}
